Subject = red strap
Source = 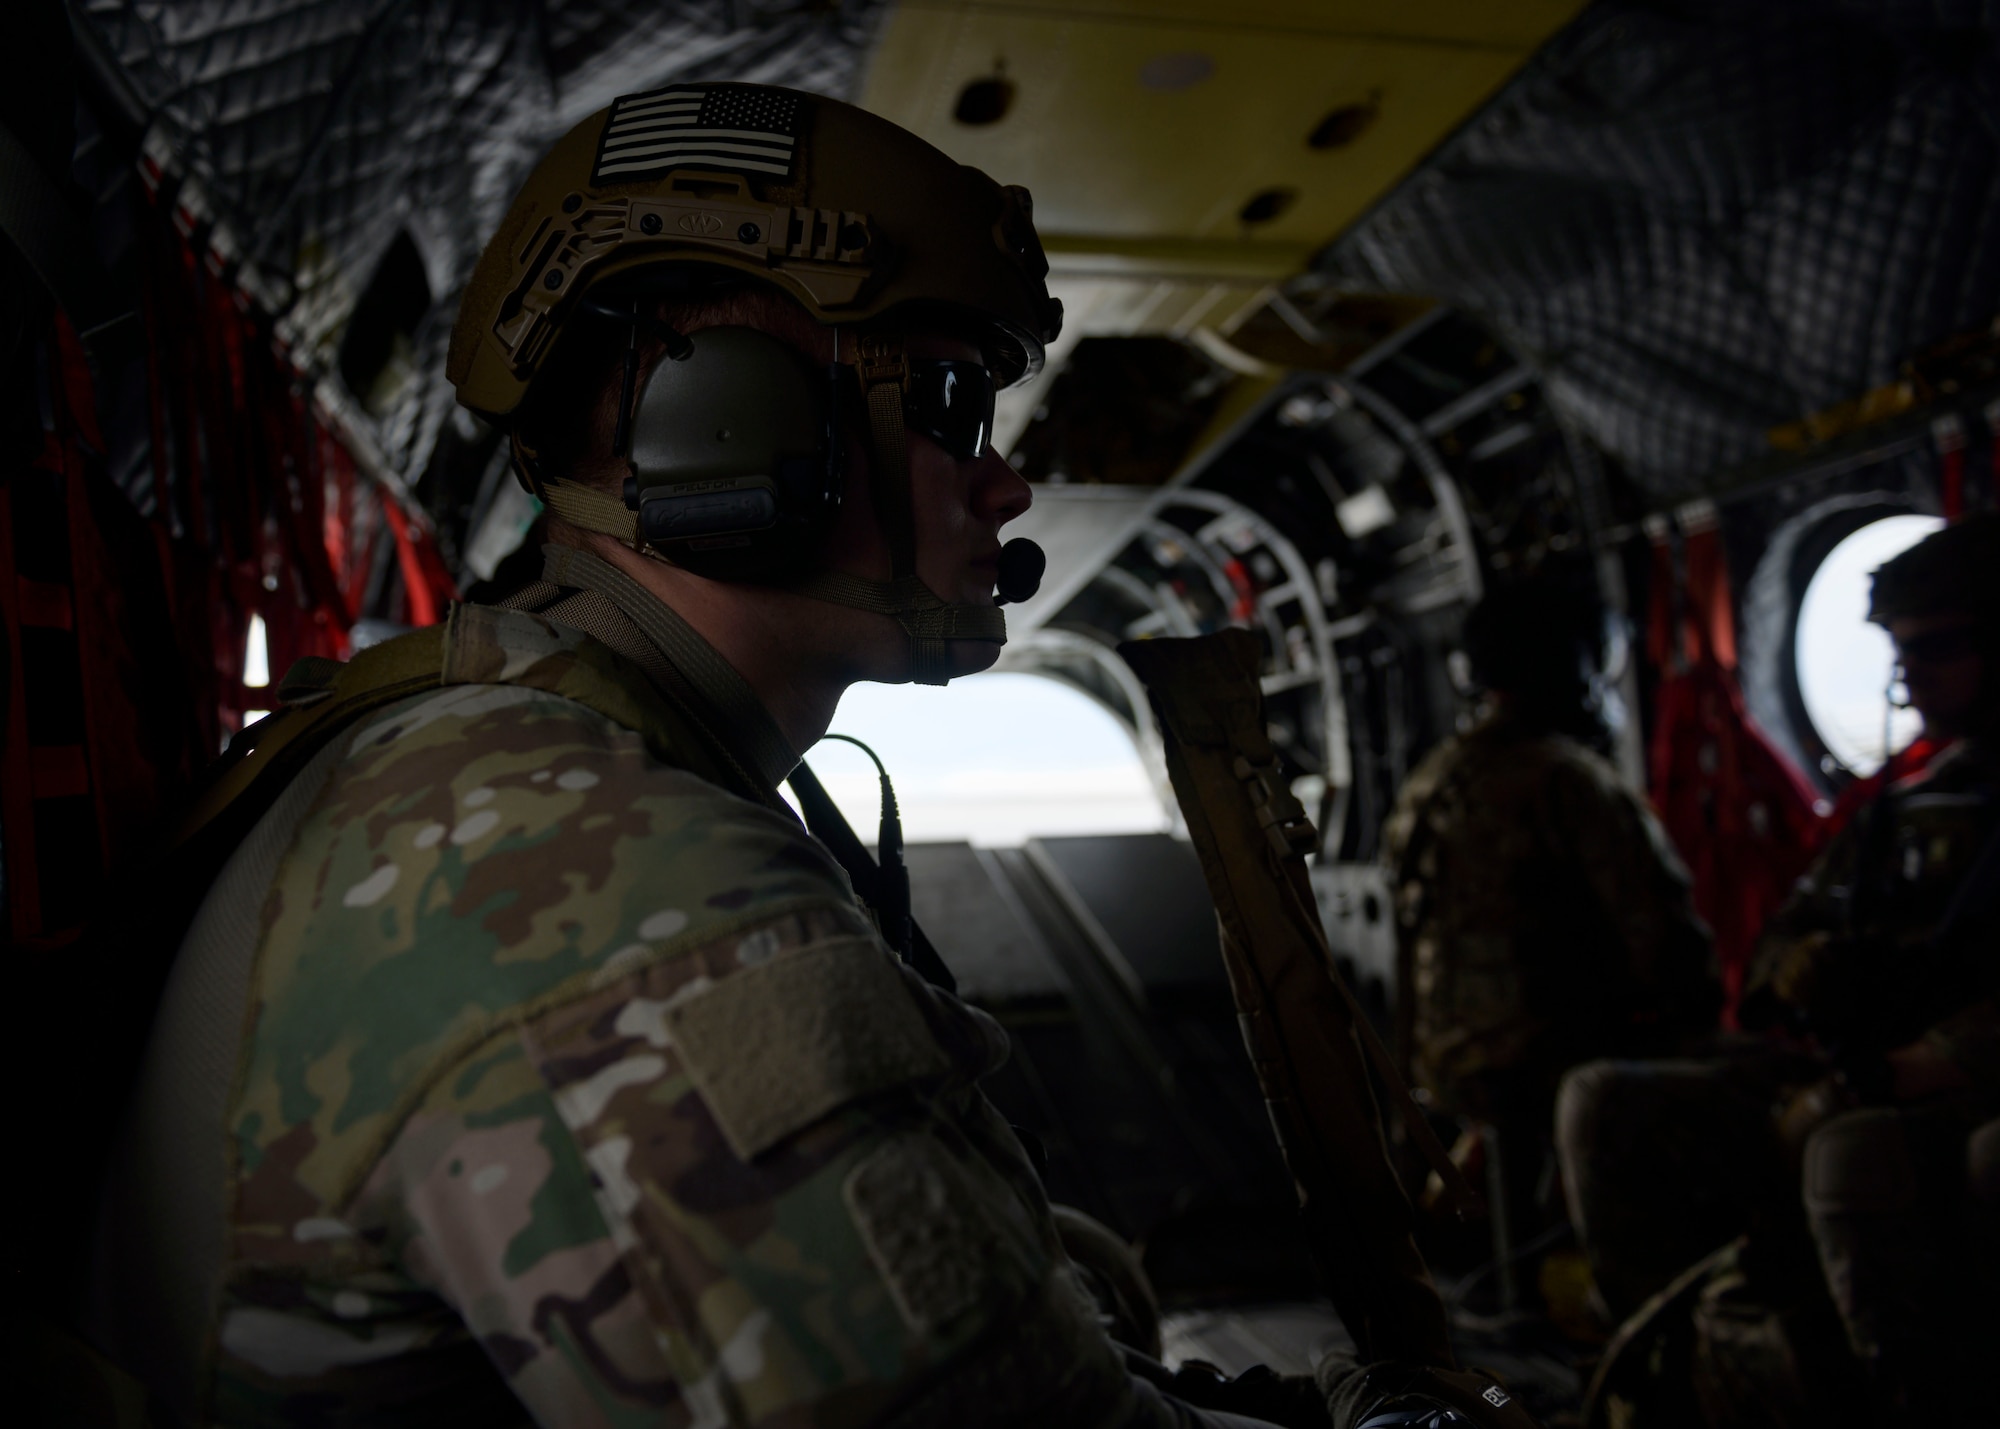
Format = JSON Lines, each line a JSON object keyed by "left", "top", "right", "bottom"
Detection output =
{"left": 379, "top": 498, "right": 460, "bottom": 628}
{"left": 1679, "top": 508, "right": 1737, "bottom": 671}
{"left": 1221, "top": 558, "right": 1257, "bottom": 623}
{"left": 379, "top": 499, "right": 438, "bottom": 628}
{"left": 1934, "top": 414, "right": 1966, "bottom": 521}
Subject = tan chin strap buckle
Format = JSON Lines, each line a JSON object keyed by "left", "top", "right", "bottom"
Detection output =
{"left": 538, "top": 475, "right": 644, "bottom": 548}
{"left": 853, "top": 332, "right": 918, "bottom": 581}
{"left": 509, "top": 431, "right": 642, "bottom": 549}
{"left": 792, "top": 571, "right": 1006, "bottom": 686}
{"left": 845, "top": 332, "right": 985, "bottom": 684}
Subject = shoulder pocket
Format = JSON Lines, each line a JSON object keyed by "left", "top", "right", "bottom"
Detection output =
{"left": 667, "top": 936, "right": 953, "bottom": 1159}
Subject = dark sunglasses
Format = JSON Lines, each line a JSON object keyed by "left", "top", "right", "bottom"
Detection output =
{"left": 904, "top": 359, "right": 995, "bottom": 460}
{"left": 1895, "top": 626, "right": 1981, "bottom": 664}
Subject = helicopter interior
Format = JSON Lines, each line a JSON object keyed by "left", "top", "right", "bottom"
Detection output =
{"left": 5, "top": 2, "right": 1997, "bottom": 1424}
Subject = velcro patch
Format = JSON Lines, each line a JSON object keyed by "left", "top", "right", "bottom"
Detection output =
{"left": 443, "top": 604, "right": 584, "bottom": 685}
{"left": 592, "top": 85, "right": 800, "bottom": 186}
{"left": 665, "top": 937, "right": 950, "bottom": 1160}
{"left": 844, "top": 1135, "right": 1005, "bottom": 1335}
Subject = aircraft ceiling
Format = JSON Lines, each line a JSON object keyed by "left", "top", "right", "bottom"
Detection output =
{"left": 1315, "top": 0, "right": 2000, "bottom": 492}
{"left": 67, "top": 0, "right": 2000, "bottom": 501}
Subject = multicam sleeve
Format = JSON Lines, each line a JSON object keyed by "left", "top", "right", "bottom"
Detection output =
{"left": 357, "top": 903, "right": 1261, "bottom": 1428}
{"left": 350, "top": 1018, "right": 680, "bottom": 1424}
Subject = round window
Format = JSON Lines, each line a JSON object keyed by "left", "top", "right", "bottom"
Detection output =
{"left": 1794, "top": 513, "right": 1943, "bottom": 776}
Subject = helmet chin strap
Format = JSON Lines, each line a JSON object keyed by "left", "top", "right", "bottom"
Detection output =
{"left": 790, "top": 330, "right": 1006, "bottom": 685}
{"left": 789, "top": 570, "right": 1006, "bottom": 685}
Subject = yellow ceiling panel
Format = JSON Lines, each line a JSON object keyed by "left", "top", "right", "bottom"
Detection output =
{"left": 883, "top": 0, "right": 1587, "bottom": 51}
{"left": 863, "top": 0, "right": 1586, "bottom": 251}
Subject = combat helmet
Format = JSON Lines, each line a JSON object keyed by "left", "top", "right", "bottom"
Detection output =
{"left": 1867, "top": 511, "right": 2000, "bottom": 627}
{"left": 448, "top": 83, "right": 1064, "bottom": 683}
{"left": 1869, "top": 511, "right": 2000, "bottom": 727}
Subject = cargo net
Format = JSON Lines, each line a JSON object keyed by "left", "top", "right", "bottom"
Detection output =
{"left": 1314, "top": 0, "right": 2000, "bottom": 495}
{"left": 75, "top": 0, "right": 887, "bottom": 489}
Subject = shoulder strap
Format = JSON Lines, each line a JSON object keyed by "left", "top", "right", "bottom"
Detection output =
{"left": 171, "top": 624, "right": 450, "bottom": 853}
{"left": 178, "top": 592, "right": 792, "bottom": 857}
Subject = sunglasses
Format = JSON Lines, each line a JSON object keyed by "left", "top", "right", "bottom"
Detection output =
{"left": 903, "top": 359, "right": 995, "bottom": 460}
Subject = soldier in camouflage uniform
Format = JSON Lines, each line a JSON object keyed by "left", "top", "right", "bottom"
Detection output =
{"left": 79, "top": 83, "right": 1523, "bottom": 1429}
{"left": 1559, "top": 514, "right": 2000, "bottom": 1422}
{"left": 1383, "top": 581, "right": 1717, "bottom": 1253}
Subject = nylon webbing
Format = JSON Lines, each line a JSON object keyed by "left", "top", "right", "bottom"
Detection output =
{"left": 537, "top": 588, "right": 681, "bottom": 690}
{"left": 531, "top": 586, "right": 776, "bottom": 807}
{"left": 172, "top": 626, "right": 451, "bottom": 852}
{"left": 864, "top": 380, "right": 916, "bottom": 578}
{"left": 522, "top": 545, "right": 800, "bottom": 794}
{"left": 541, "top": 480, "right": 638, "bottom": 543}
{"left": 789, "top": 571, "right": 1008, "bottom": 641}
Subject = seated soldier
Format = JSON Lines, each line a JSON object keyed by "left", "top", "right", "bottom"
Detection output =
{"left": 1382, "top": 580, "right": 1717, "bottom": 1258}
{"left": 1559, "top": 514, "right": 2000, "bottom": 1424}
{"left": 74, "top": 83, "right": 1533, "bottom": 1429}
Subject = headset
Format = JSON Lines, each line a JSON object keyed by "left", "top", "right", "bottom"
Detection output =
{"left": 571, "top": 276, "right": 1044, "bottom": 606}
{"left": 616, "top": 316, "right": 847, "bottom": 582}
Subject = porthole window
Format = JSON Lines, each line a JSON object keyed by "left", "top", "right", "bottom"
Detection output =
{"left": 793, "top": 672, "right": 1169, "bottom": 846}
{"left": 1794, "top": 513, "right": 1943, "bottom": 776}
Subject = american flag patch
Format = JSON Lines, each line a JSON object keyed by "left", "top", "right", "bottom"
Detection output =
{"left": 591, "top": 86, "right": 800, "bottom": 185}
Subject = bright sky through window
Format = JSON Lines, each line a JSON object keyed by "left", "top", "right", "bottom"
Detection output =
{"left": 792, "top": 672, "right": 1169, "bottom": 847}
{"left": 1795, "top": 513, "right": 1943, "bottom": 777}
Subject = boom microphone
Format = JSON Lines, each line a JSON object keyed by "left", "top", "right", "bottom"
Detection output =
{"left": 995, "top": 537, "right": 1046, "bottom": 606}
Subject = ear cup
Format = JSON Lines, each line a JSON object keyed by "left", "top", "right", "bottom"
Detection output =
{"left": 625, "top": 326, "right": 842, "bottom": 581}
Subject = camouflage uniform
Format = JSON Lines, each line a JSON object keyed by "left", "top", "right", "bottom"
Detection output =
{"left": 1778, "top": 737, "right": 2000, "bottom": 1419}
{"left": 1751, "top": 738, "right": 2000, "bottom": 1086}
{"left": 1560, "top": 738, "right": 1999, "bottom": 1417}
{"left": 1382, "top": 711, "right": 1714, "bottom": 1228}
{"left": 87, "top": 548, "right": 1276, "bottom": 1428}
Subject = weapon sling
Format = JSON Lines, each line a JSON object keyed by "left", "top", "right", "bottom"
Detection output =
{"left": 1122, "top": 631, "right": 1472, "bottom": 1369}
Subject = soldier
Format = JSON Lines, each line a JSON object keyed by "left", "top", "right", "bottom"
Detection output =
{"left": 1383, "top": 580, "right": 1717, "bottom": 1258}
{"left": 1560, "top": 514, "right": 1999, "bottom": 1422}
{"left": 1757, "top": 513, "right": 1999, "bottom": 1421}
{"left": 76, "top": 84, "right": 1523, "bottom": 1429}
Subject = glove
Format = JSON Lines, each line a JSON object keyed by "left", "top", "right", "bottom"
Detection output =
{"left": 1317, "top": 1358, "right": 1542, "bottom": 1429}
{"left": 1739, "top": 932, "right": 1834, "bottom": 1032}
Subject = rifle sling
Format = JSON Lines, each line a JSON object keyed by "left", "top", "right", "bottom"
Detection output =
{"left": 1123, "top": 630, "right": 1461, "bottom": 1369}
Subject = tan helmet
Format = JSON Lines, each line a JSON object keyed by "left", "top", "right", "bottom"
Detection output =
{"left": 447, "top": 83, "right": 1062, "bottom": 419}
{"left": 447, "top": 83, "right": 1061, "bottom": 684}
{"left": 1867, "top": 511, "right": 2000, "bottom": 627}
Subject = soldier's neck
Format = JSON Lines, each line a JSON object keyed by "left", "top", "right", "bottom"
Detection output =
{"left": 579, "top": 533, "right": 902, "bottom": 753}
